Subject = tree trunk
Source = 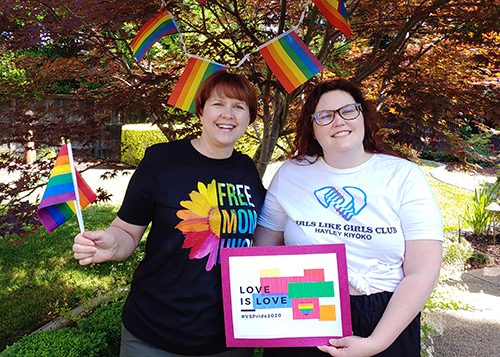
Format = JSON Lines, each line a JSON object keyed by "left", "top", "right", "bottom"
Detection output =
{"left": 23, "top": 130, "right": 36, "bottom": 165}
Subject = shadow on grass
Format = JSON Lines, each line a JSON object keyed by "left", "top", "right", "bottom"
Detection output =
{"left": 0, "top": 204, "right": 144, "bottom": 351}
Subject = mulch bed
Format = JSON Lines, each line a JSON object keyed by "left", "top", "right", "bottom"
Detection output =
{"left": 463, "top": 232, "right": 500, "bottom": 270}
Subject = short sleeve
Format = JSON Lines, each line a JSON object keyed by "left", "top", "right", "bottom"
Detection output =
{"left": 399, "top": 165, "right": 443, "bottom": 241}
{"left": 257, "top": 171, "right": 288, "bottom": 231}
{"left": 117, "top": 146, "right": 158, "bottom": 226}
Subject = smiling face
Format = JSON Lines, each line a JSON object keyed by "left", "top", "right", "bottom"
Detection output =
{"left": 312, "top": 90, "right": 370, "bottom": 168}
{"left": 197, "top": 92, "right": 250, "bottom": 158}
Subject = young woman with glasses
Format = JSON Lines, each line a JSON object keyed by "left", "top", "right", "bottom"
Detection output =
{"left": 253, "top": 79, "right": 443, "bottom": 357}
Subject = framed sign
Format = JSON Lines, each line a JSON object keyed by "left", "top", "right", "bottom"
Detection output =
{"left": 220, "top": 244, "right": 352, "bottom": 347}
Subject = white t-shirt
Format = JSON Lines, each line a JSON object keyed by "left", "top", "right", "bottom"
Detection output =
{"left": 258, "top": 154, "right": 443, "bottom": 294}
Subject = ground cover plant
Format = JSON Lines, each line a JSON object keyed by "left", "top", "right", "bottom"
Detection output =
{"left": 463, "top": 182, "right": 500, "bottom": 234}
{"left": 0, "top": 161, "right": 493, "bottom": 356}
{"left": 0, "top": 205, "right": 145, "bottom": 351}
{"left": 420, "top": 133, "right": 499, "bottom": 167}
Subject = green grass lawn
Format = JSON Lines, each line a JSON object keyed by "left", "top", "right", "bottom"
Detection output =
{"left": 0, "top": 161, "right": 478, "bottom": 352}
{"left": 419, "top": 159, "right": 474, "bottom": 232}
{"left": 0, "top": 205, "right": 145, "bottom": 351}
{"left": 429, "top": 178, "right": 473, "bottom": 232}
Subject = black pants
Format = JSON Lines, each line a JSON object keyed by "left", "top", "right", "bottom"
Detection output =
{"left": 263, "top": 292, "right": 421, "bottom": 357}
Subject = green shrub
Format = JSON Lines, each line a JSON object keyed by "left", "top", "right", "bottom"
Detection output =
{"left": 235, "top": 132, "right": 260, "bottom": 158}
{"left": 419, "top": 133, "right": 497, "bottom": 167}
{"left": 463, "top": 182, "right": 500, "bottom": 234}
{"left": 419, "top": 145, "right": 459, "bottom": 163}
{"left": 467, "top": 250, "right": 491, "bottom": 265}
{"left": 121, "top": 124, "right": 168, "bottom": 164}
{"left": 253, "top": 347, "right": 264, "bottom": 357}
{"left": 78, "top": 300, "right": 125, "bottom": 356}
{"left": 2, "top": 300, "right": 124, "bottom": 356}
{"left": 2, "top": 329, "right": 108, "bottom": 357}
{"left": 466, "top": 133, "right": 493, "bottom": 150}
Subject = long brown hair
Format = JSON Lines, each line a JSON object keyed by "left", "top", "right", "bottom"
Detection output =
{"left": 293, "top": 79, "right": 396, "bottom": 160}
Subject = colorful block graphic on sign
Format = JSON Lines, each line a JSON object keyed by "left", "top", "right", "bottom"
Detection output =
{"left": 220, "top": 244, "right": 352, "bottom": 347}
{"left": 248, "top": 269, "right": 336, "bottom": 322}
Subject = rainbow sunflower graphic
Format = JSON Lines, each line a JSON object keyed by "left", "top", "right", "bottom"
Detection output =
{"left": 175, "top": 179, "right": 222, "bottom": 271}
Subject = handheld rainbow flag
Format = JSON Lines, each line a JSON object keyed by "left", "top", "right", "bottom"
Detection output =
{"left": 167, "top": 56, "right": 227, "bottom": 114}
{"left": 258, "top": 30, "right": 324, "bottom": 94}
{"left": 311, "top": 0, "right": 351, "bottom": 38}
{"left": 131, "top": 9, "right": 180, "bottom": 62}
{"left": 37, "top": 140, "right": 97, "bottom": 233}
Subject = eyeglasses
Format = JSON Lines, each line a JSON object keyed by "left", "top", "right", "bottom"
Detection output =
{"left": 311, "top": 103, "right": 362, "bottom": 126}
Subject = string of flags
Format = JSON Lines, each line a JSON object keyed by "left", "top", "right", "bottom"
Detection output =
{"left": 37, "top": 139, "right": 97, "bottom": 233}
{"left": 36, "top": 1, "right": 351, "bottom": 233}
{"left": 167, "top": 56, "right": 227, "bottom": 113}
{"left": 131, "top": 9, "right": 180, "bottom": 63}
{"left": 311, "top": 0, "right": 351, "bottom": 38}
{"left": 131, "top": 0, "right": 351, "bottom": 113}
{"left": 258, "top": 29, "right": 325, "bottom": 94}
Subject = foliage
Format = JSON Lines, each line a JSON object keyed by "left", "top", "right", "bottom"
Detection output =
{"left": 121, "top": 124, "right": 168, "bottom": 164}
{"left": 427, "top": 174, "right": 473, "bottom": 233}
{"left": 463, "top": 182, "right": 500, "bottom": 234}
{"left": 120, "top": 123, "right": 265, "bottom": 164}
{"left": 441, "top": 235, "right": 474, "bottom": 268}
{"left": 1, "top": 0, "right": 500, "bottom": 236}
{"left": 78, "top": 300, "right": 125, "bottom": 356}
{"left": 420, "top": 171, "right": 479, "bottom": 356}
{"left": 466, "top": 133, "right": 494, "bottom": 150}
{"left": 2, "top": 297, "right": 262, "bottom": 357}
{"left": 253, "top": 348, "right": 264, "bottom": 357}
{"left": 2, "top": 300, "right": 124, "bottom": 356}
{"left": 467, "top": 250, "right": 492, "bottom": 265}
{"left": 1, "top": 329, "right": 108, "bottom": 357}
{"left": 419, "top": 133, "right": 498, "bottom": 167}
{"left": 0, "top": 204, "right": 144, "bottom": 351}
{"left": 420, "top": 232, "right": 472, "bottom": 357}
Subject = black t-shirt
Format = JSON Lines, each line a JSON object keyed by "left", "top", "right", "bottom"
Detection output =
{"left": 118, "top": 139, "right": 266, "bottom": 355}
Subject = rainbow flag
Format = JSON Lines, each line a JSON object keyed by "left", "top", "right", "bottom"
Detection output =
{"left": 259, "top": 30, "right": 324, "bottom": 94}
{"left": 167, "top": 56, "right": 227, "bottom": 113}
{"left": 311, "top": 0, "right": 351, "bottom": 38}
{"left": 37, "top": 144, "right": 97, "bottom": 233}
{"left": 131, "top": 9, "right": 179, "bottom": 62}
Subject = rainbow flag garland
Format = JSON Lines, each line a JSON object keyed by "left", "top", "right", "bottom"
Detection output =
{"left": 311, "top": 0, "right": 351, "bottom": 38}
{"left": 167, "top": 56, "right": 227, "bottom": 114}
{"left": 134, "top": 3, "right": 346, "bottom": 112}
{"left": 37, "top": 143, "right": 97, "bottom": 233}
{"left": 259, "top": 30, "right": 325, "bottom": 94}
{"left": 131, "top": 9, "right": 179, "bottom": 62}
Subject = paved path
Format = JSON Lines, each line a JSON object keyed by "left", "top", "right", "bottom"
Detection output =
{"left": 427, "top": 164, "right": 497, "bottom": 192}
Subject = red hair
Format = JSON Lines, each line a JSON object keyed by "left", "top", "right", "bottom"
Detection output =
{"left": 194, "top": 71, "right": 258, "bottom": 124}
